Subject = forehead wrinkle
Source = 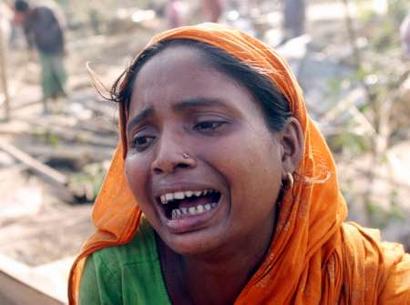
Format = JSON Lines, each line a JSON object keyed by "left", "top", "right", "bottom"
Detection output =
{"left": 130, "top": 45, "right": 263, "bottom": 124}
{"left": 127, "top": 107, "right": 154, "bottom": 133}
{"left": 172, "top": 97, "right": 233, "bottom": 113}
{"left": 132, "top": 56, "right": 179, "bottom": 111}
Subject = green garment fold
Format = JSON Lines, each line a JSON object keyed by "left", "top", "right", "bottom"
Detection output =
{"left": 79, "top": 219, "right": 172, "bottom": 305}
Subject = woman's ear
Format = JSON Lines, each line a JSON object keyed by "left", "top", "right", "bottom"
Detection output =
{"left": 279, "top": 117, "right": 304, "bottom": 177}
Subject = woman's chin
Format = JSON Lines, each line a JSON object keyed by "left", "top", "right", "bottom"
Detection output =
{"left": 162, "top": 229, "right": 225, "bottom": 257}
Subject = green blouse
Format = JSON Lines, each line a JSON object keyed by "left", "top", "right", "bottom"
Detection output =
{"left": 79, "top": 220, "right": 172, "bottom": 305}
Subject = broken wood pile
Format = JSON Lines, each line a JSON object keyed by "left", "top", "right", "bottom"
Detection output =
{"left": 0, "top": 89, "right": 119, "bottom": 204}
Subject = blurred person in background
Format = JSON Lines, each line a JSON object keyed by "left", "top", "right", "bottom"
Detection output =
{"left": 13, "top": 0, "right": 67, "bottom": 114}
{"left": 202, "top": 0, "right": 224, "bottom": 23}
{"left": 282, "top": 0, "right": 306, "bottom": 42}
{"left": 166, "top": 0, "right": 224, "bottom": 29}
{"left": 166, "top": 0, "right": 184, "bottom": 28}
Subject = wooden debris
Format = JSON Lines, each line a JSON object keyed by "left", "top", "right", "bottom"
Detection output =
{"left": 0, "top": 140, "right": 68, "bottom": 186}
{"left": 0, "top": 270, "right": 64, "bottom": 305}
{"left": 22, "top": 143, "right": 113, "bottom": 166}
{"left": 0, "top": 254, "right": 64, "bottom": 305}
{"left": 21, "top": 117, "right": 116, "bottom": 147}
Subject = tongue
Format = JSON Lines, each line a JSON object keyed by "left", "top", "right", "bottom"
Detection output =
{"left": 178, "top": 196, "right": 211, "bottom": 209}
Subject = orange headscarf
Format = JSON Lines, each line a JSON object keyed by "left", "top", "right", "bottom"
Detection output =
{"left": 68, "top": 24, "right": 410, "bottom": 305}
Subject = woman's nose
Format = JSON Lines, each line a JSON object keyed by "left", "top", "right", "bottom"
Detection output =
{"left": 151, "top": 136, "right": 196, "bottom": 175}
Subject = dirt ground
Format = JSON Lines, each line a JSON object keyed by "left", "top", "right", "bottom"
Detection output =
{"left": 0, "top": 173, "right": 92, "bottom": 266}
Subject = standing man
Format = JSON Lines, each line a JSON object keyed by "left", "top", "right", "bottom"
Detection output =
{"left": 202, "top": 0, "right": 223, "bottom": 23}
{"left": 166, "top": 0, "right": 183, "bottom": 28}
{"left": 13, "top": 0, "right": 66, "bottom": 113}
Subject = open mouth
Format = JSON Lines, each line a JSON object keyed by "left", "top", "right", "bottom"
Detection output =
{"left": 157, "top": 189, "right": 222, "bottom": 220}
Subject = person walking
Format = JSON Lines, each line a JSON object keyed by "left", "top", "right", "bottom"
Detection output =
{"left": 13, "top": 0, "right": 67, "bottom": 113}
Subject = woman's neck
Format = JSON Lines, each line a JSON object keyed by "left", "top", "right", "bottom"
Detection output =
{"left": 183, "top": 241, "right": 269, "bottom": 305}
{"left": 158, "top": 217, "right": 275, "bottom": 305}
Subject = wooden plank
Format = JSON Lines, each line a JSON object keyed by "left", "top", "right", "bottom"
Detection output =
{"left": 22, "top": 144, "right": 113, "bottom": 164}
{"left": 0, "top": 270, "right": 64, "bottom": 305}
{"left": 21, "top": 117, "right": 116, "bottom": 147}
{"left": 0, "top": 254, "right": 65, "bottom": 305}
{"left": 0, "top": 140, "right": 68, "bottom": 186}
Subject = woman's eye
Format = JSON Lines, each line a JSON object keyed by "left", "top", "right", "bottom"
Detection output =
{"left": 132, "top": 135, "right": 155, "bottom": 152}
{"left": 194, "top": 121, "right": 226, "bottom": 133}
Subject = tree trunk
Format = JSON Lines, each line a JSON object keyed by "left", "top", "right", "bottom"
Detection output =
{"left": 0, "top": 20, "right": 10, "bottom": 120}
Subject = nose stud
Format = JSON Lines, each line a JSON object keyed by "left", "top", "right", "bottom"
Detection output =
{"left": 182, "top": 153, "right": 191, "bottom": 159}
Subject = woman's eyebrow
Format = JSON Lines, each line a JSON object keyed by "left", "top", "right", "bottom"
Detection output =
{"left": 127, "top": 107, "right": 154, "bottom": 133}
{"left": 172, "top": 97, "right": 229, "bottom": 112}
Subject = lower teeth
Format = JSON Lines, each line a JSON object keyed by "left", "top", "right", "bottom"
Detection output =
{"left": 171, "top": 203, "right": 217, "bottom": 219}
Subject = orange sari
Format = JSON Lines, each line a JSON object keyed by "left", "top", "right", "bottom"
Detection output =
{"left": 68, "top": 24, "right": 410, "bottom": 304}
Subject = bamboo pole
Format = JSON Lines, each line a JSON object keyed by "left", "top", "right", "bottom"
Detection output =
{"left": 0, "top": 19, "right": 10, "bottom": 121}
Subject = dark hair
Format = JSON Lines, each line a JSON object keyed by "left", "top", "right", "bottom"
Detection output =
{"left": 14, "top": 0, "right": 29, "bottom": 12}
{"left": 111, "top": 39, "right": 291, "bottom": 132}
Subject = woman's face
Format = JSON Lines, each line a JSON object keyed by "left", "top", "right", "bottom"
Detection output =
{"left": 125, "top": 46, "right": 291, "bottom": 256}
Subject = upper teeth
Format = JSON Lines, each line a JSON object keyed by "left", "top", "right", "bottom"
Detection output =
{"left": 159, "top": 189, "right": 213, "bottom": 204}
